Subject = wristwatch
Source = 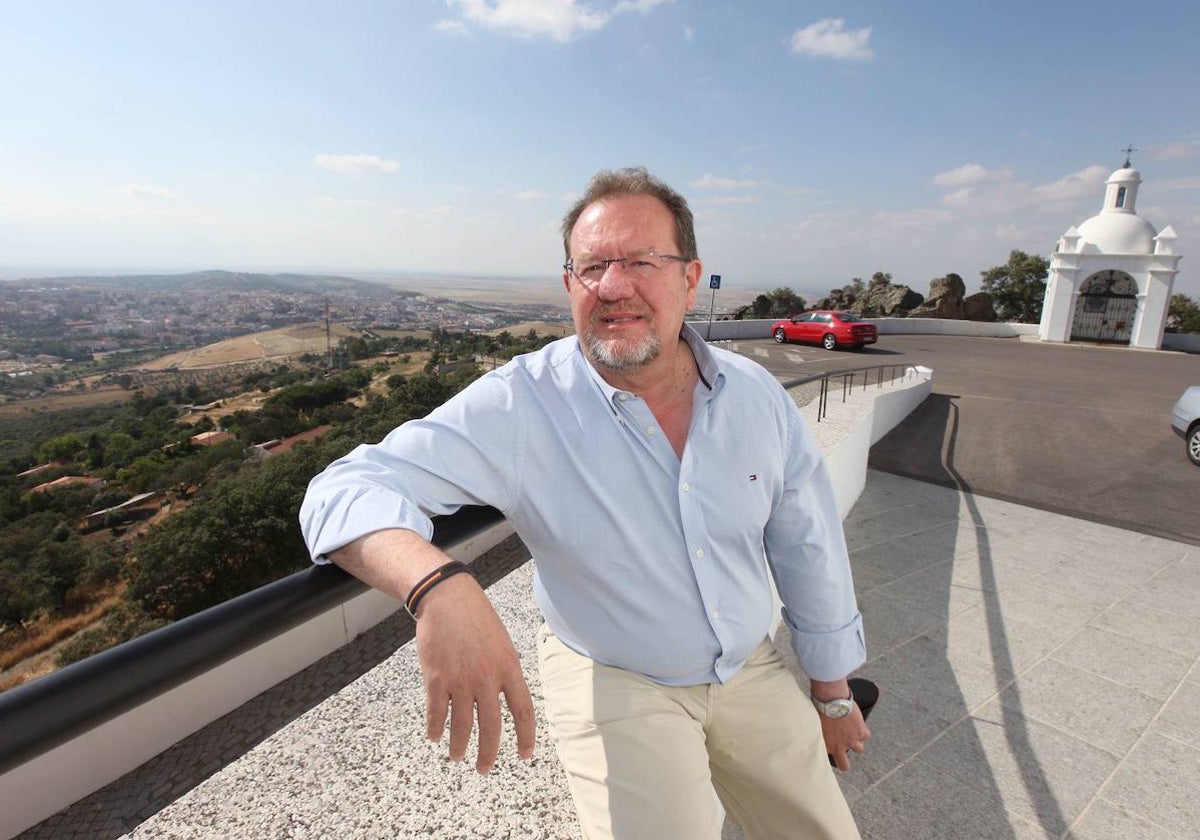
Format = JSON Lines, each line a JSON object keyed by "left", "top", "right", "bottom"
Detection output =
{"left": 811, "top": 692, "right": 855, "bottom": 719}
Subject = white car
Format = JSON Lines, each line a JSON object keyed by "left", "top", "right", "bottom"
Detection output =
{"left": 1171, "top": 386, "right": 1200, "bottom": 466}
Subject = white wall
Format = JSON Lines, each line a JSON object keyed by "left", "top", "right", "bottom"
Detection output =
{"left": 695, "top": 318, "right": 1041, "bottom": 341}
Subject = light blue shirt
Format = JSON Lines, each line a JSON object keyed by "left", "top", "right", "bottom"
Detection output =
{"left": 299, "top": 326, "right": 865, "bottom": 684}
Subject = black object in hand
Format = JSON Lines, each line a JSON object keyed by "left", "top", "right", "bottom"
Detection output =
{"left": 828, "top": 677, "right": 879, "bottom": 767}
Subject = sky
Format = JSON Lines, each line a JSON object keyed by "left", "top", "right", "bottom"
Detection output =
{"left": 1, "top": 0, "right": 1198, "bottom": 302}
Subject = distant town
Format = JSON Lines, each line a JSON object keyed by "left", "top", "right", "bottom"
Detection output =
{"left": 0, "top": 271, "right": 574, "bottom": 402}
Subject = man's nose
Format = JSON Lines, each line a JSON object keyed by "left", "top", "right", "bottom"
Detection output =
{"left": 596, "top": 261, "right": 636, "bottom": 298}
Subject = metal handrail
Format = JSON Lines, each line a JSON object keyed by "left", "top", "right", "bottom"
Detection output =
{"left": 781, "top": 363, "right": 921, "bottom": 422}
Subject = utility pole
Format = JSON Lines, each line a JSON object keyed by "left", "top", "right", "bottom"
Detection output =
{"left": 325, "top": 298, "right": 332, "bottom": 370}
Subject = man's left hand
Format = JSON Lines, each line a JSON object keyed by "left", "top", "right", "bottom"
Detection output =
{"left": 819, "top": 703, "right": 870, "bottom": 771}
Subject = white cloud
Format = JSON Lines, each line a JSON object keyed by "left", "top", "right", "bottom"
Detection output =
{"left": 789, "top": 18, "right": 873, "bottom": 61}
{"left": 316, "top": 196, "right": 383, "bottom": 209}
{"left": 446, "top": 0, "right": 609, "bottom": 43}
{"left": 313, "top": 153, "right": 400, "bottom": 174}
{"left": 116, "top": 183, "right": 174, "bottom": 199}
{"left": 706, "top": 195, "right": 756, "bottom": 206}
{"left": 933, "top": 163, "right": 1012, "bottom": 188}
{"left": 683, "top": 24, "right": 693, "bottom": 41}
{"left": 614, "top": 0, "right": 674, "bottom": 12}
{"left": 1148, "top": 139, "right": 1200, "bottom": 161}
{"left": 514, "top": 189, "right": 550, "bottom": 200}
{"left": 1159, "top": 176, "right": 1200, "bottom": 192}
{"left": 436, "top": 19, "right": 469, "bottom": 35}
{"left": 692, "top": 174, "right": 757, "bottom": 189}
{"left": 1032, "top": 165, "right": 1108, "bottom": 202}
{"left": 443, "top": 0, "right": 674, "bottom": 42}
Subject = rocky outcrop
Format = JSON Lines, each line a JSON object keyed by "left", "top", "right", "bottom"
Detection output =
{"left": 813, "top": 272, "right": 996, "bottom": 321}
{"left": 815, "top": 283, "right": 923, "bottom": 317}
{"left": 905, "top": 274, "right": 998, "bottom": 321}
{"left": 863, "top": 284, "right": 924, "bottom": 316}
{"left": 963, "top": 292, "right": 998, "bottom": 322}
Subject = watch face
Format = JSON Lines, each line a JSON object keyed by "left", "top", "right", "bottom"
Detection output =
{"left": 824, "top": 699, "right": 853, "bottom": 719}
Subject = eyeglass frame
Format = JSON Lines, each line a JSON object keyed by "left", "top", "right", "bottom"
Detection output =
{"left": 563, "top": 249, "right": 692, "bottom": 285}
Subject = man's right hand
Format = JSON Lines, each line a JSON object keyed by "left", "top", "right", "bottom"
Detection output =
{"left": 329, "top": 529, "right": 536, "bottom": 774}
{"left": 414, "top": 572, "right": 536, "bottom": 773}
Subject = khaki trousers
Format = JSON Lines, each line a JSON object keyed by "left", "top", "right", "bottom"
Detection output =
{"left": 537, "top": 627, "right": 861, "bottom": 840}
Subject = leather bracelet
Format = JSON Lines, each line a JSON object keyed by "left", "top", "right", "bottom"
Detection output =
{"left": 405, "top": 561, "right": 474, "bottom": 619}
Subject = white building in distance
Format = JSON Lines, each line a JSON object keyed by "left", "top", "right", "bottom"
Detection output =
{"left": 1039, "top": 159, "right": 1181, "bottom": 349}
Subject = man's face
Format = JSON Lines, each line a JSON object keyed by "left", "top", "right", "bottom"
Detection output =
{"left": 563, "top": 194, "right": 701, "bottom": 375}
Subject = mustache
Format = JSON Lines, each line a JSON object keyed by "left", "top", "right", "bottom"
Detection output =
{"left": 594, "top": 305, "right": 649, "bottom": 319}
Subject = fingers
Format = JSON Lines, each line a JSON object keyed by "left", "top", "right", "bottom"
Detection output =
{"left": 475, "top": 694, "right": 502, "bottom": 773}
{"left": 447, "top": 693, "right": 475, "bottom": 763}
{"left": 504, "top": 680, "right": 538, "bottom": 760}
{"left": 425, "top": 685, "right": 450, "bottom": 744}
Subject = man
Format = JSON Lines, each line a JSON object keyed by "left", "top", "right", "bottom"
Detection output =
{"left": 300, "top": 167, "right": 869, "bottom": 839}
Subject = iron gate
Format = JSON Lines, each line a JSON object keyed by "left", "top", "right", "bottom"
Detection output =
{"left": 1071, "top": 271, "right": 1138, "bottom": 344}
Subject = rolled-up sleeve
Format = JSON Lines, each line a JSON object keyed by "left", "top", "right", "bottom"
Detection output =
{"left": 298, "top": 372, "right": 523, "bottom": 564}
{"left": 763, "top": 399, "right": 866, "bottom": 681}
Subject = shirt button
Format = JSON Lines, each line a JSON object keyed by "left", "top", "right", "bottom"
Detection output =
{"left": 711, "top": 609, "right": 721, "bottom": 619}
{"left": 647, "top": 426, "right": 656, "bottom": 435}
{"left": 695, "top": 548, "right": 705, "bottom": 558}
{"left": 681, "top": 482, "right": 690, "bottom": 492}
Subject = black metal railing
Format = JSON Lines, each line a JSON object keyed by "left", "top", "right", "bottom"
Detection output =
{"left": 781, "top": 364, "right": 923, "bottom": 422}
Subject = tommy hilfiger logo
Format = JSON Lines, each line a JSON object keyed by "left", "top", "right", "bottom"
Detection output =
{"left": 749, "top": 474, "right": 758, "bottom": 481}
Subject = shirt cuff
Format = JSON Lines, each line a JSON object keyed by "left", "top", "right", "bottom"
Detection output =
{"left": 782, "top": 608, "right": 867, "bottom": 682}
{"left": 300, "top": 485, "right": 435, "bottom": 564}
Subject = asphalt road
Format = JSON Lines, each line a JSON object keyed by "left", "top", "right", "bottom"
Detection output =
{"left": 731, "top": 333, "right": 1200, "bottom": 546}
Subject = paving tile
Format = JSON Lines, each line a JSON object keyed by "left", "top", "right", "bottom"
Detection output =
{"left": 850, "top": 538, "right": 947, "bottom": 591}
{"left": 1089, "top": 598, "right": 1200, "bottom": 658}
{"left": 945, "top": 553, "right": 1051, "bottom": 595}
{"left": 1067, "top": 798, "right": 1186, "bottom": 840}
{"left": 1049, "top": 626, "right": 1194, "bottom": 701}
{"left": 936, "top": 602, "right": 1068, "bottom": 675}
{"left": 1149, "top": 678, "right": 1200, "bottom": 748}
{"left": 918, "top": 699, "right": 1118, "bottom": 832}
{"left": 985, "top": 579, "right": 1101, "bottom": 636}
{"left": 858, "top": 590, "right": 947, "bottom": 659}
{"left": 875, "top": 562, "right": 985, "bottom": 621}
{"left": 1123, "top": 578, "right": 1200, "bottom": 622}
{"left": 1049, "top": 554, "right": 1166, "bottom": 602}
{"left": 844, "top": 504, "right": 959, "bottom": 553}
{"left": 894, "top": 520, "right": 997, "bottom": 560}
{"left": 864, "top": 633, "right": 1012, "bottom": 724}
{"left": 996, "top": 661, "right": 1162, "bottom": 757}
{"left": 851, "top": 759, "right": 1021, "bottom": 840}
{"left": 835, "top": 687, "right": 948, "bottom": 788}
{"left": 1102, "top": 732, "right": 1200, "bottom": 838}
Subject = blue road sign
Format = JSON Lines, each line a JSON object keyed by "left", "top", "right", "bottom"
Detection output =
{"left": 710, "top": 275, "right": 721, "bottom": 290}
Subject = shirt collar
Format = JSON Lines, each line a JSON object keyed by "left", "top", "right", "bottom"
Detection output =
{"left": 577, "top": 323, "right": 726, "bottom": 407}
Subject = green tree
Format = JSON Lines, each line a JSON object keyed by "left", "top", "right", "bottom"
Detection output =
{"left": 38, "top": 433, "right": 85, "bottom": 464}
{"left": 980, "top": 250, "right": 1050, "bottom": 323}
{"left": 1167, "top": 294, "right": 1200, "bottom": 333}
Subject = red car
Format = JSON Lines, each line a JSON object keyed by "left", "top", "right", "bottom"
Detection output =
{"left": 771, "top": 311, "right": 878, "bottom": 350}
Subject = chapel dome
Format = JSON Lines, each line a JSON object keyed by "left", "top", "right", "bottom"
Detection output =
{"left": 1076, "top": 212, "right": 1158, "bottom": 255}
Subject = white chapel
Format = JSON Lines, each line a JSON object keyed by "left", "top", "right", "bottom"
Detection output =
{"left": 1039, "top": 157, "right": 1181, "bottom": 349}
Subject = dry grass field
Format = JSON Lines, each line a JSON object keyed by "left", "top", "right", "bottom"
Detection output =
{"left": 139, "top": 323, "right": 360, "bottom": 371}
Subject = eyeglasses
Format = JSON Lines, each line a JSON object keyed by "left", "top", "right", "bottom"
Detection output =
{"left": 564, "top": 249, "right": 690, "bottom": 286}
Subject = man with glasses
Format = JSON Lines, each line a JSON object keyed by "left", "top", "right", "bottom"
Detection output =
{"left": 300, "top": 167, "right": 867, "bottom": 839}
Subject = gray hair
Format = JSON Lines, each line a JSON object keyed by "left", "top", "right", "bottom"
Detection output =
{"left": 560, "top": 167, "right": 697, "bottom": 261}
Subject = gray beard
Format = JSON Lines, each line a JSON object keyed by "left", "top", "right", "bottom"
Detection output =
{"left": 582, "top": 331, "right": 663, "bottom": 372}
